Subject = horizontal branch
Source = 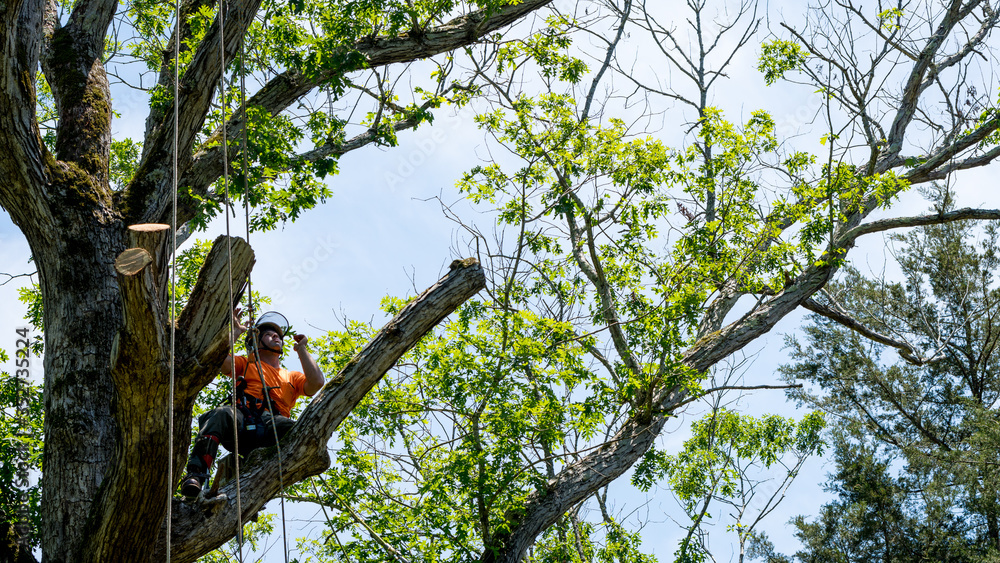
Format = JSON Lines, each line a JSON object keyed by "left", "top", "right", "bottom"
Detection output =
{"left": 801, "top": 297, "right": 938, "bottom": 366}
{"left": 837, "top": 207, "right": 1000, "bottom": 244}
{"left": 672, "top": 383, "right": 805, "bottom": 411}
{"left": 913, "top": 144, "right": 1000, "bottom": 183}
{"left": 902, "top": 116, "right": 1000, "bottom": 182}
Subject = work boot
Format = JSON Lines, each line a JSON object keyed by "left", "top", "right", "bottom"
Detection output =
{"left": 182, "top": 434, "right": 221, "bottom": 500}
{"left": 181, "top": 473, "right": 208, "bottom": 499}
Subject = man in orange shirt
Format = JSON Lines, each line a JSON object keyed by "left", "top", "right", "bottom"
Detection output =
{"left": 180, "top": 310, "right": 325, "bottom": 500}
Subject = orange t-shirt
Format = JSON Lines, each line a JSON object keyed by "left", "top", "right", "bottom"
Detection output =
{"left": 232, "top": 356, "right": 310, "bottom": 417}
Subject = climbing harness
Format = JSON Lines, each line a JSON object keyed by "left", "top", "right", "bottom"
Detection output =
{"left": 243, "top": 311, "right": 293, "bottom": 562}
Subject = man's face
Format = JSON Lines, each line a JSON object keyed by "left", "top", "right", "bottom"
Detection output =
{"left": 260, "top": 329, "right": 283, "bottom": 352}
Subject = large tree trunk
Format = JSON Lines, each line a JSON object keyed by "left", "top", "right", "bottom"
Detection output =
{"left": 35, "top": 215, "right": 124, "bottom": 561}
{"left": 28, "top": 200, "right": 254, "bottom": 561}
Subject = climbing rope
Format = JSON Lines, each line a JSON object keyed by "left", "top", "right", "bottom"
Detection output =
{"left": 165, "top": 0, "right": 180, "bottom": 559}
{"left": 164, "top": 4, "right": 292, "bottom": 560}
{"left": 239, "top": 36, "right": 292, "bottom": 562}
{"left": 247, "top": 334, "right": 292, "bottom": 563}
{"left": 216, "top": 3, "right": 248, "bottom": 560}
{"left": 221, "top": 9, "right": 290, "bottom": 562}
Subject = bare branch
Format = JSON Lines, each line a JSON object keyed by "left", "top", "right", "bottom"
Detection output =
{"left": 838, "top": 207, "right": 1000, "bottom": 244}
{"left": 801, "top": 296, "right": 941, "bottom": 366}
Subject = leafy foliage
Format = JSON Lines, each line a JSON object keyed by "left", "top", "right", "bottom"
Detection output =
{"left": 757, "top": 41, "right": 808, "bottom": 86}
{"left": 0, "top": 362, "right": 43, "bottom": 553}
{"left": 634, "top": 408, "right": 824, "bottom": 563}
{"left": 293, "top": 300, "right": 618, "bottom": 562}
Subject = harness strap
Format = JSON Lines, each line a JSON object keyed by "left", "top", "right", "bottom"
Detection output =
{"left": 231, "top": 360, "right": 282, "bottom": 418}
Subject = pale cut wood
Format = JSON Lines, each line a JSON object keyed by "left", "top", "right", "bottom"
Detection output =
{"left": 127, "top": 222, "right": 171, "bottom": 297}
{"left": 114, "top": 247, "right": 153, "bottom": 276}
{"left": 128, "top": 223, "right": 170, "bottom": 232}
{"left": 85, "top": 235, "right": 255, "bottom": 563}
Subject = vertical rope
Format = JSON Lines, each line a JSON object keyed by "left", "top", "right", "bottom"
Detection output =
{"left": 247, "top": 346, "right": 291, "bottom": 563}
{"left": 166, "top": 0, "right": 181, "bottom": 559}
{"left": 240, "top": 35, "right": 291, "bottom": 563}
{"left": 218, "top": 3, "right": 245, "bottom": 560}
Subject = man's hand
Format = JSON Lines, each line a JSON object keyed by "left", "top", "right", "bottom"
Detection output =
{"left": 221, "top": 308, "right": 248, "bottom": 376}
{"left": 293, "top": 333, "right": 325, "bottom": 395}
{"left": 293, "top": 333, "right": 308, "bottom": 353}
{"left": 232, "top": 307, "right": 248, "bottom": 337}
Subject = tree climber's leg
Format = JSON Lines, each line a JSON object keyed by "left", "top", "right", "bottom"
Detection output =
{"left": 181, "top": 406, "right": 242, "bottom": 499}
{"left": 255, "top": 410, "right": 295, "bottom": 448}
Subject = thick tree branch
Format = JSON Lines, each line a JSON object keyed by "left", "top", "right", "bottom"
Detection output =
{"left": 919, "top": 145, "right": 1000, "bottom": 181}
{"left": 141, "top": 0, "right": 217, "bottom": 155}
{"left": 176, "top": 235, "right": 255, "bottom": 394}
{"left": 483, "top": 411, "right": 672, "bottom": 563}
{"left": 898, "top": 115, "right": 1000, "bottom": 181}
{"left": 496, "top": 201, "right": 1000, "bottom": 561}
{"left": 79, "top": 234, "right": 253, "bottom": 562}
{"left": 40, "top": 0, "right": 117, "bottom": 183}
{"left": 154, "top": 0, "right": 554, "bottom": 229}
{"left": 0, "top": 0, "right": 52, "bottom": 237}
{"left": 837, "top": 207, "right": 1000, "bottom": 244}
{"left": 485, "top": 220, "right": 852, "bottom": 562}
{"left": 63, "top": 0, "right": 118, "bottom": 62}
{"left": 882, "top": 0, "right": 967, "bottom": 159}
{"left": 164, "top": 258, "right": 485, "bottom": 563}
{"left": 121, "top": 0, "right": 264, "bottom": 226}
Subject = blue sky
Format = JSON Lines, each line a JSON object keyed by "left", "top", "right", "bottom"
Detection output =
{"left": 4, "top": 1, "right": 1000, "bottom": 561}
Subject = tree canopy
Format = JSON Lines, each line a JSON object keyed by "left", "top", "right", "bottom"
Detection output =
{"left": 3, "top": 0, "right": 1000, "bottom": 562}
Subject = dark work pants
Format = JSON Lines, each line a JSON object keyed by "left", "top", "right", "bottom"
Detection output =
{"left": 185, "top": 406, "right": 295, "bottom": 476}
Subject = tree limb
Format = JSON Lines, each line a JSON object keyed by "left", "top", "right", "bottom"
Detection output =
{"left": 837, "top": 207, "right": 1000, "bottom": 244}
{"left": 0, "top": 0, "right": 52, "bottom": 238}
{"left": 164, "top": 258, "right": 485, "bottom": 563}
{"left": 882, "top": 0, "right": 967, "bottom": 160}
{"left": 121, "top": 0, "right": 264, "bottom": 226}
{"left": 79, "top": 234, "right": 254, "bottom": 562}
{"left": 801, "top": 296, "right": 939, "bottom": 365}
{"left": 153, "top": 0, "right": 554, "bottom": 229}
{"left": 40, "top": 0, "right": 118, "bottom": 182}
